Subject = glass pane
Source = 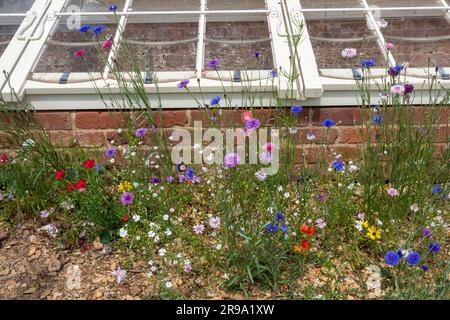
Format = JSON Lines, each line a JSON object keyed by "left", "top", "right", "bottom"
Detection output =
{"left": 131, "top": 0, "right": 200, "bottom": 11}
{"left": 32, "top": 20, "right": 116, "bottom": 73}
{"left": 382, "top": 17, "right": 450, "bottom": 68}
{"left": 63, "top": 0, "right": 124, "bottom": 12}
{"left": 116, "top": 15, "right": 198, "bottom": 72}
{"left": 299, "top": 0, "right": 362, "bottom": 8}
{"left": 204, "top": 14, "right": 273, "bottom": 70}
{"left": 367, "top": 0, "right": 442, "bottom": 7}
{"left": 207, "top": 0, "right": 266, "bottom": 10}
{"left": 306, "top": 16, "right": 385, "bottom": 69}
{"left": 0, "top": 0, "right": 35, "bottom": 57}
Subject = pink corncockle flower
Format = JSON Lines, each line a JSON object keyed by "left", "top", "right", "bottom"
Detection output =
{"left": 209, "top": 216, "right": 221, "bottom": 229}
{"left": 73, "top": 49, "right": 85, "bottom": 57}
{"left": 102, "top": 39, "right": 113, "bottom": 49}
{"left": 385, "top": 42, "right": 394, "bottom": 50}
{"left": 264, "top": 143, "right": 276, "bottom": 154}
{"left": 390, "top": 84, "right": 405, "bottom": 95}
{"left": 193, "top": 223, "right": 205, "bottom": 235}
{"left": 341, "top": 48, "right": 357, "bottom": 58}
{"left": 387, "top": 187, "right": 399, "bottom": 197}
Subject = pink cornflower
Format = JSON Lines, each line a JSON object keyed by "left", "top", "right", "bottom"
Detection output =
{"left": 390, "top": 84, "right": 405, "bottom": 95}
{"left": 341, "top": 48, "right": 357, "bottom": 58}
{"left": 316, "top": 218, "right": 326, "bottom": 229}
{"left": 193, "top": 223, "right": 205, "bottom": 235}
{"left": 73, "top": 49, "right": 85, "bottom": 57}
{"left": 385, "top": 42, "right": 394, "bottom": 50}
{"left": 209, "top": 216, "right": 221, "bottom": 229}
{"left": 387, "top": 187, "right": 399, "bottom": 197}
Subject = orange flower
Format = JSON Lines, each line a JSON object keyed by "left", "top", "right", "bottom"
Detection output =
{"left": 294, "top": 239, "right": 310, "bottom": 253}
{"left": 300, "top": 224, "right": 315, "bottom": 235}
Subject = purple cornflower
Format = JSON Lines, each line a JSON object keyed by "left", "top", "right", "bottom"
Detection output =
{"left": 207, "top": 58, "right": 220, "bottom": 69}
{"left": 429, "top": 242, "right": 440, "bottom": 253}
{"left": 135, "top": 128, "right": 148, "bottom": 138}
{"left": 185, "top": 167, "right": 195, "bottom": 180}
{"left": 432, "top": 185, "right": 442, "bottom": 194}
{"left": 109, "top": 5, "right": 118, "bottom": 11}
{"left": 422, "top": 228, "right": 432, "bottom": 237}
{"left": 420, "top": 265, "right": 428, "bottom": 272}
{"left": 177, "top": 79, "right": 189, "bottom": 88}
{"left": 224, "top": 153, "right": 239, "bottom": 168}
{"left": 332, "top": 159, "right": 345, "bottom": 171}
{"left": 388, "top": 64, "right": 404, "bottom": 77}
{"left": 210, "top": 96, "right": 221, "bottom": 106}
{"left": 404, "top": 83, "right": 414, "bottom": 94}
{"left": 266, "top": 223, "right": 278, "bottom": 233}
{"left": 270, "top": 70, "right": 278, "bottom": 77}
{"left": 280, "top": 224, "right": 289, "bottom": 233}
{"left": 254, "top": 51, "right": 261, "bottom": 58}
{"left": 120, "top": 192, "right": 134, "bottom": 205}
{"left": 93, "top": 25, "right": 105, "bottom": 35}
{"left": 322, "top": 118, "right": 335, "bottom": 128}
{"left": 275, "top": 211, "right": 285, "bottom": 222}
{"left": 105, "top": 147, "right": 116, "bottom": 158}
{"left": 40, "top": 210, "right": 50, "bottom": 219}
{"left": 150, "top": 176, "right": 160, "bottom": 184}
{"left": 244, "top": 118, "right": 261, "bottom": 130}
{"left": 166, "top": 176, "right": 174, "bottom": 183}
{"left": 372, "top": 114, "right": 383, "bottom": 126}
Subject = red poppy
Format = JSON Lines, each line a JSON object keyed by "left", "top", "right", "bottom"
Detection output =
{"left": 0, "top": 153, "right": 7, "bottom": 164}
{"left": 83, "top": 159, "right": 95, "bottom": 169}
{"left": 66, "top": 183, "right": 75, "bottom": 193}
{"left": 241, "top": 111, "right": 253, "bottom": 122}
{"left": 76, "top": 180, "right": 87, "bottom": 191}
{"left": 301, "top": 239, "right": 310, "bottom": 251}
{"left": 55, "top": 170, "right": 65, "bottom": 180}
{"left": 300, "top": 224, "right": 315, "bottom": 235}
{"left": 121, "top": 213, "right": 129, "bottom": 223}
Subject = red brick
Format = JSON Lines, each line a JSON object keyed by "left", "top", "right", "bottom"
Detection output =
{"left": 152, "top": 110, "right": 188, "bottom": 127}
{"left": 76, "top": 131, "right": 105, "bottom": 147}
{"left": 311, "top": 107, "right": 361, "bottom": 126}
{"left": 337, "top": 127, "right": 378, "bottom": 144}
{"left": 75, "top": 112, "right": 126, "bottom": 129}
{"left": 295, "top": 128, "right": 338, "bottom": 144}
{"left": 49, "top": 131, "right": 77, "bottom": 147}
{"left": 36, "top": 112, "right": 72, "bottom": 130}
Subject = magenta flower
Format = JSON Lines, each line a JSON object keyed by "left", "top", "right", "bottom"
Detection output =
{"left": 121, "top": 192, "right": 134, "bottom": 205}
{"left": 224, "top": 153, "right": 239, "bottom": 168}
{"left": 177, "top": 79, "right": 189, "bottom": 88}
{"left": 102, "top": 39, "right": 113, "bottom": 49}
{"left": 74, "top": 49, "right": 85, "bottom": 57}
{"left": 207, "top": 58, "right": 220, "bottom": 69}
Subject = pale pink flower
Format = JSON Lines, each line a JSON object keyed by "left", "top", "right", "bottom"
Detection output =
{"left": 341, "top": 48, "right": 357, "bottom": 58}
{"left": 209, "top": 216, "right": 221, "bottom": 229}
{"left": 193, "top": 223, "right": 205, "bottom": 235}
{"left": 385, "top": 42, "right": 394, "bottom": 50}
{"left": 387, "top": 187, "right": 399, "bottom": 197}
{"left": 390, "top": 84, "right": 405, "bottom": 95}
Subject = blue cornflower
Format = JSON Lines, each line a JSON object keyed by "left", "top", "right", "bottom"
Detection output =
{"left": 93, "top": 25, "right": 105, "bottom": 35}
{"left": 361, "top": 58, "right": 375, "bottom": 68}
{"left": 275, "top": 211, "right": 285, "bottom": 222}
{"left": 210, "top": 96, "right": 221, "bottom": 106}
{"left": 270, "top": 70, "right": 278, "bottom": 77}
{"left": 384, "top": 251, "right": 400, "bottom": 266}
{"left": 109, "top": 5, "right": 118, "bottom": 11}
{"left": 420, "top": 265, "right": 428, "bottom": 272}
{"left": 254, "top": 51, "right": 261, "bottom": 58}
{"left": 291, "top": 105, "right": 303, "bottom": 114}
{"left": 95, "top": 164, "right": 104, "bottom": 173}
{"left": 185, "top": 167, "right": 195, "bottom": 180}
{"left": 432, "top": 185, "right": 442, "bottom": 194}
{"left": 406, "top": 252, "right": 420, "bottom": 266}
{"left": 104, "top": 147, "right": 116, "bottom": 158}
{"left": 266, "top": 223, "right": 278, "bottom": 233}
{"left": 280, "top": 224, "right": 289, "bottom": 233}
{"left": 322, "top": 118, "right": 335, "bottom": 128}
{"left": 79, "top": 25, "right": 91, "bottom": 32}
{"left": 388, "top": 64, "right": 404, "bottom": 76}
{"left": 332, "top": 159, "right": 345, "bottom": 171}
{"left": 372, "top": 114, "right": 383, "bottom": 126}
{"left": 397, "top": 250, "right": 404, "bottom": 258}
{"left": 429, "top": 242, "right": 440, "bottom": 253}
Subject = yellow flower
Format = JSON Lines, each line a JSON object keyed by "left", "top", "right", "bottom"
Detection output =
{"left": 118, "top": 181, "right": 132, "bottom": 193}
{"left": 362, "top": 220, "right": 369, "bottom": 229}
{"left": 367, "top": 226, "right": 381, "bottom": 240}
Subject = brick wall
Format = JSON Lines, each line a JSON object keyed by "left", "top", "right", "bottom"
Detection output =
{"left": 33, "top": 107, "right": 448, "bottom": 164}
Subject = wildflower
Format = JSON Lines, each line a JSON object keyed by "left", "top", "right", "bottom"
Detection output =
{"left": 184, "top": 263, "right": 192, "bottom": 273}
{"left": 41, "top": 224, "right": 58, "bottom": 238}
{"left": 119, "top": 227, "right": 128, "bottom": 238}
{"left": 177, "top": 162, "right": 187, "bottom": 172}
{"left": 185, "top": 167, "right": 195, "bottom": 180}
{"left": 306, "top": 132, "right": 316, "bottom": 141}
{"left": 422, "top": 228, "right": 432, "bottom": 237}
{"left": 118, "top": 181, "right": 132, "bottom": 193}
{"left": 166, "top": 176, "right": 174, "bottom": 183}
{"left": 362, "top": 220, "right": 369, "bottom": 229}
{"left": 102, "top": 39, "right": 113, "bottom": 49}
{"left": 207, "top": 58, "right": 220, "bottom": 69}
{"left": 76, "top": 180, "right": 87, "bottom": 192}
{"left": 55, "top": 170, "right": 65, "bottom": 180}
{"left": 112, "top": 267, "right": 127, "bottom": 284}
{"left": 109, "top": 5, "right": 118, "bottom": 11}
{"left": 66, "top": 183, "right": 75, "bottom": 193}
{"left": 150, "top": 176, "right": 161, "bottom": 184}
{"left": 432, "top": 185, "right": 442, "bottom": 194}
{"left": 40, "top": 210, "right": 50, "bottom": 219}
{"left": 93, "top": 25, "right": 105, "bottom": 35}
{"left": 193, "top": 224, "right": 205, "bottom": 235}
{"left": 372, "top": 114, "right": 383, "bottom": 126}
{"left": 388, "top": 64, "right": 404, "bottom": 77}
{"left": 404, "top": 83, "right": 414, "bottom": 94}
{"left": 259, "top": 151, "right": 272, "bottom": 164}
{"left": 384, "top": 251, "right": 400, "bottom": 266}
{"left": 254, "top": 51, "right": 261, "bottom": 58}
{"left": 366, "top": 226, "right": 381, "bottom": 240}
{"left": 275, "top": 211, "right": 285, "bottom": 222}
{"left": 120, "top": 192, "right": 134, "bottom": 205}
{"left": 429, "top": 242, "right": 440, "bottom": 253}
{"left": 332, "top": 159, "right": 345, "bottom": 171}
{"left": 165, "top": 281, "right": 173, "bottom": 288}
{"left": 255, "top": 170, "right": 267, "bottom": 181}
{"left": 357, "top": 212, "right": 365, "bottom": 220}
{"left": 95, "top": 164, "right": 104, "bottom": 173}
{"left": 301, "top": 239, "right": 310, "bottom": 251}
{"left": 135, "top": 127, "right": 148, "bottom": 138}
{"left": 224, "top": 153, "right": 239, "bottom": 168}
{"left": 266, "top": 223, "right": 279, "bottom": 233}
{"left": 132, "top": 214, "right": 141, "bottom": 222}
{"left": 315, "top": 218, "right": 326, "bottom": 229}
{"left": 241, "top": 111, "right": 253, "bottom": 122}
{"left": 79, "top": 25, "right": 90, "bottom": 32}
{"left": 209, "top": 216, "right": 220, "bottom": 229}
{"left": 322, "top": 118, "right": 335, "bottom": 128}
{"left": 73, "top": 49, "right": 85, "bottom": 57}
{"left": 341, "top": 48, "right": 357, "bottom": 58}
{"left": 177, "top": 79, "right": 189, "bottom": 88}
{"left": 361, "top": 58, "right": 375, "bottom": 68}
{"left": 244, "top": 118, "right": 261, "bottom": 130}
{"left": 0, "top": 153, "right": 7, "bottom": 164}
{"left": 390, "top": 84, "right": 405, "bottom": 95}
{"left": 291, "top": 105, "right": 303, "bottom": 114}
{"left": 387, "top": 187, "right": 399, "bottom": 197}
{"left": 270, "top": 70, "right": 278, "bottom": 77}
{"left": 406, "top": 252, "right": 420, "bottom": 266}
{"left": 385, "top": 42, "right": 394, "bottom": 50}
{"left": 105, "top": 147, "right": 116, "bottom": 158}
{"left": 420, "top": 265, "right": 429, "bottom": 272}
{"left": 410, "top": 203, "right": 419, "bottom": 213}
{"left": 83, "top": 159, "right": 95, "bottom": 169}
{"left": 210, "top": 96, "right": 221, "bottom": 106}
{"left": 300, "top": 224, "right": 314, "bottom": 235}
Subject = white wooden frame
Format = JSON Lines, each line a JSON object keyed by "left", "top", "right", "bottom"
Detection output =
{"left": 0, "top": 0, "right": 449, "bottom": 108}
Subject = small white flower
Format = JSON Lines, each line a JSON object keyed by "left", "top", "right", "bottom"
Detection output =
{"left": 148, "top": 231, "right": 156, "bottom": 238}
{"left": 283, "top": 192, "right": 290, "bottom": 199}
{"left": 410, "top": 203, "right": 419, "bottom": 213}
{"left": 112, "top": 267, "right": 127, "bottom": 284}
{"left": 165, "top": 229, "right": 172, "bottom": 236}
{"left": 165, "top": 281, "right": 173, "bottom": 288}
{"left": 158, "top": 248, "right": 166, "bottom": 256}
{"left": 163, "top": 214, "right": 169, "bottom": 221}
{"left": 119, "top": 228, "right": 128, "bottom": 238}
{"left": 117, "top": 128, "right": 123, "bottom": 134}
{"left": 170, "top": 208, "right": 175, "bottom": 213}
{"left": 132, "top": 214, "right": 141, "bottom": 222}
